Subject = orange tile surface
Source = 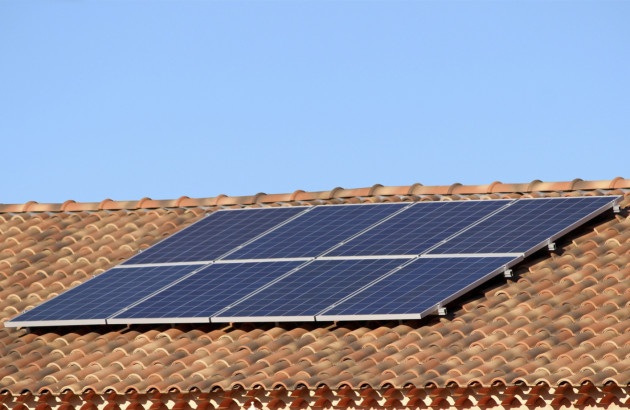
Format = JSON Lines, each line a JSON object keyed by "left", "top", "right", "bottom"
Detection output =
{"left": 1, "top": 179, "right": 630, "bottom": 408}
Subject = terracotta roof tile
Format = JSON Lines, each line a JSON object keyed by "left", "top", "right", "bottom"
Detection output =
{"left": 1, "top": 180, "right": 630, "bottom": 406}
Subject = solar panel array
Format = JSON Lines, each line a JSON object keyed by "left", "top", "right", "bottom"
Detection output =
{"left": 7, "top": 195, "right": 620, "bottom": 327}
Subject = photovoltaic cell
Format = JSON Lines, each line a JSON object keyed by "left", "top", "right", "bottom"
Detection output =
{"left": 214, "top": 259, "right": 405, "bottom": 319}
{"left": 225, "top": 203, "right": 407, "bottom": 260}
{"left": 429, "top": 196, "right": 616, "bottom": 255}
{"left": 111, "top": 261, "right": 302, "bottom": 320}
{"left": 8, "top": 265, "right": 197, "bottom": 323}
{"left": 319, "top": 257, "right": 514, "bottom": 318}
{"left": 327, "top": 200, "right": 509, "bottom": 257}
{"left": 122, "top": 207, "right": 305, "bottom": 264}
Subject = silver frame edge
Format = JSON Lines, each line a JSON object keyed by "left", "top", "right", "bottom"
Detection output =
{"left": 107, "top": 317, "right": 210, "bottom": 325}
{"left": 211, "top": 315, "right": 315, "bottom": 323}
{"left": 5, "top": 319, "right": 107, "bottom": 328}
{"left": 316, "top": 313, "right": 421, "bottom": 322}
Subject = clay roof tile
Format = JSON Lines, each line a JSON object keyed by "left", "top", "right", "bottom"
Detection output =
{"left": 1, "top": 179, "right": 629, "bottom": 400}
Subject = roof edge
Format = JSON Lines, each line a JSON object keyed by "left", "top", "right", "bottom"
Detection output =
{"left": 2, "top": 178, "right": 629, "bottom": 213}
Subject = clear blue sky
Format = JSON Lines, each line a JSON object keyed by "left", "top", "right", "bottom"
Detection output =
{"left": 1, "top": 0, "right": 628, "bottom": 204}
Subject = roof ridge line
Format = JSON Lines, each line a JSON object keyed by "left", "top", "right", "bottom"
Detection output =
{"left": 1, "top": 178, "right": 628, "bottom": 213}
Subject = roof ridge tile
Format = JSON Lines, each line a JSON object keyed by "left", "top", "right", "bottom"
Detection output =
{"left": 0, "top": 178, "right": 626, "bottom": 213}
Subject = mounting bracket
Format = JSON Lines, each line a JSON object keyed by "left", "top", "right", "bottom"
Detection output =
{"left": 504, "top": 269, "right": 513, "bottom": 278}
{"left": 547, "top": 242, "right": 556, "bottom": 251}
{"left": 438, "top": 307, "right": 447, "bottom": 316}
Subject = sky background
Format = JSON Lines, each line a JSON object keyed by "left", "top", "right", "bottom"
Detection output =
{"left": 1, "top": 0, "right": 628, "bottom": 204}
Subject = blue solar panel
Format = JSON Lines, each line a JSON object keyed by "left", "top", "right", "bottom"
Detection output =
{"left": 327, "top": 200, "right": 509, "bottom": 257}
{"left": 214, "top": 259, "right": 405, "bottom": 320}
{"left": 8, "top": 265, "right": 197, "bottom": 324}
{"left": 11, "top": 196, "right": 620, "bottom": 327}
{"left": 122, "top": 207, "right": 305, "bottom": 264}
{"left": 111, "top": 261, "right": 302, "bottom": 320}
{"left": 319, "top": 257, "right": 514, "bottom": 318}
{"left": 429, "top": 196, "right": 616, "bottom": 255}
{"left": 225, "top": 203, "right": 407, "bottom": 260}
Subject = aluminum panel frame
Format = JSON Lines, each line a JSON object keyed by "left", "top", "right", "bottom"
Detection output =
{"left": 5, "top": 319, "right": 107, "bottom": 328}
{"left": 316, "top": 313, "right": 421, "bottom": 322}
{"left": 211, "top": 315, "right": 315, "bottom": 323}
{"left": 107, "top": 317, "right": 210, "bottom": 325}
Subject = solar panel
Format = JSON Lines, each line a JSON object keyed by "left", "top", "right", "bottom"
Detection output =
{"left": 327, "top": 200, "right": 509, "bottom": 257}
{"left": 213, "top": 258, "right": 406, "bottom": 322}
{"left": 7, "top": 265, "right": 198, "bottom": 327}
{"left": 9, "top": 195, "right": 621, "bottom": 327}
{"left": 429, "top": 196, "right": 617, "bottom": 255}
{"left": 317, "top": 256, "right": 515, "bottom": 321}
{"left": 122, "top": 207, "right": 305, "bottom": 264}
{"left": 108, "top": 261, "right": 302, "bottom": 324}
{"left": 224, "top": 203, "right": 408, "bottom": 260}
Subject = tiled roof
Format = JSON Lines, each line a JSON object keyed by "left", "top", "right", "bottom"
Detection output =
{"left": 1, "top": 179, "right": 630, "bottom": 408}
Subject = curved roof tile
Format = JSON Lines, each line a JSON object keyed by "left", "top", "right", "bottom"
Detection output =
{"left": 0, "top": 179, "right": 629, "bottom": 405}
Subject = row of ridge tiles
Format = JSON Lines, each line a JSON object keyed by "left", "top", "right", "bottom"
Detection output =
{"left": 1, "top": 383, "right": 629, "bottom": 409}
{"left": 0, "top": 180, "right": 629, "bottom": 396}
{"left": 2, "top": 178, "right": 629, "bottom": 213}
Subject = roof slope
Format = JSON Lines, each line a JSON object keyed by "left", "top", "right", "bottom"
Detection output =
{"left": 1, "top": 179, "right": 630, "bottom": 403}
